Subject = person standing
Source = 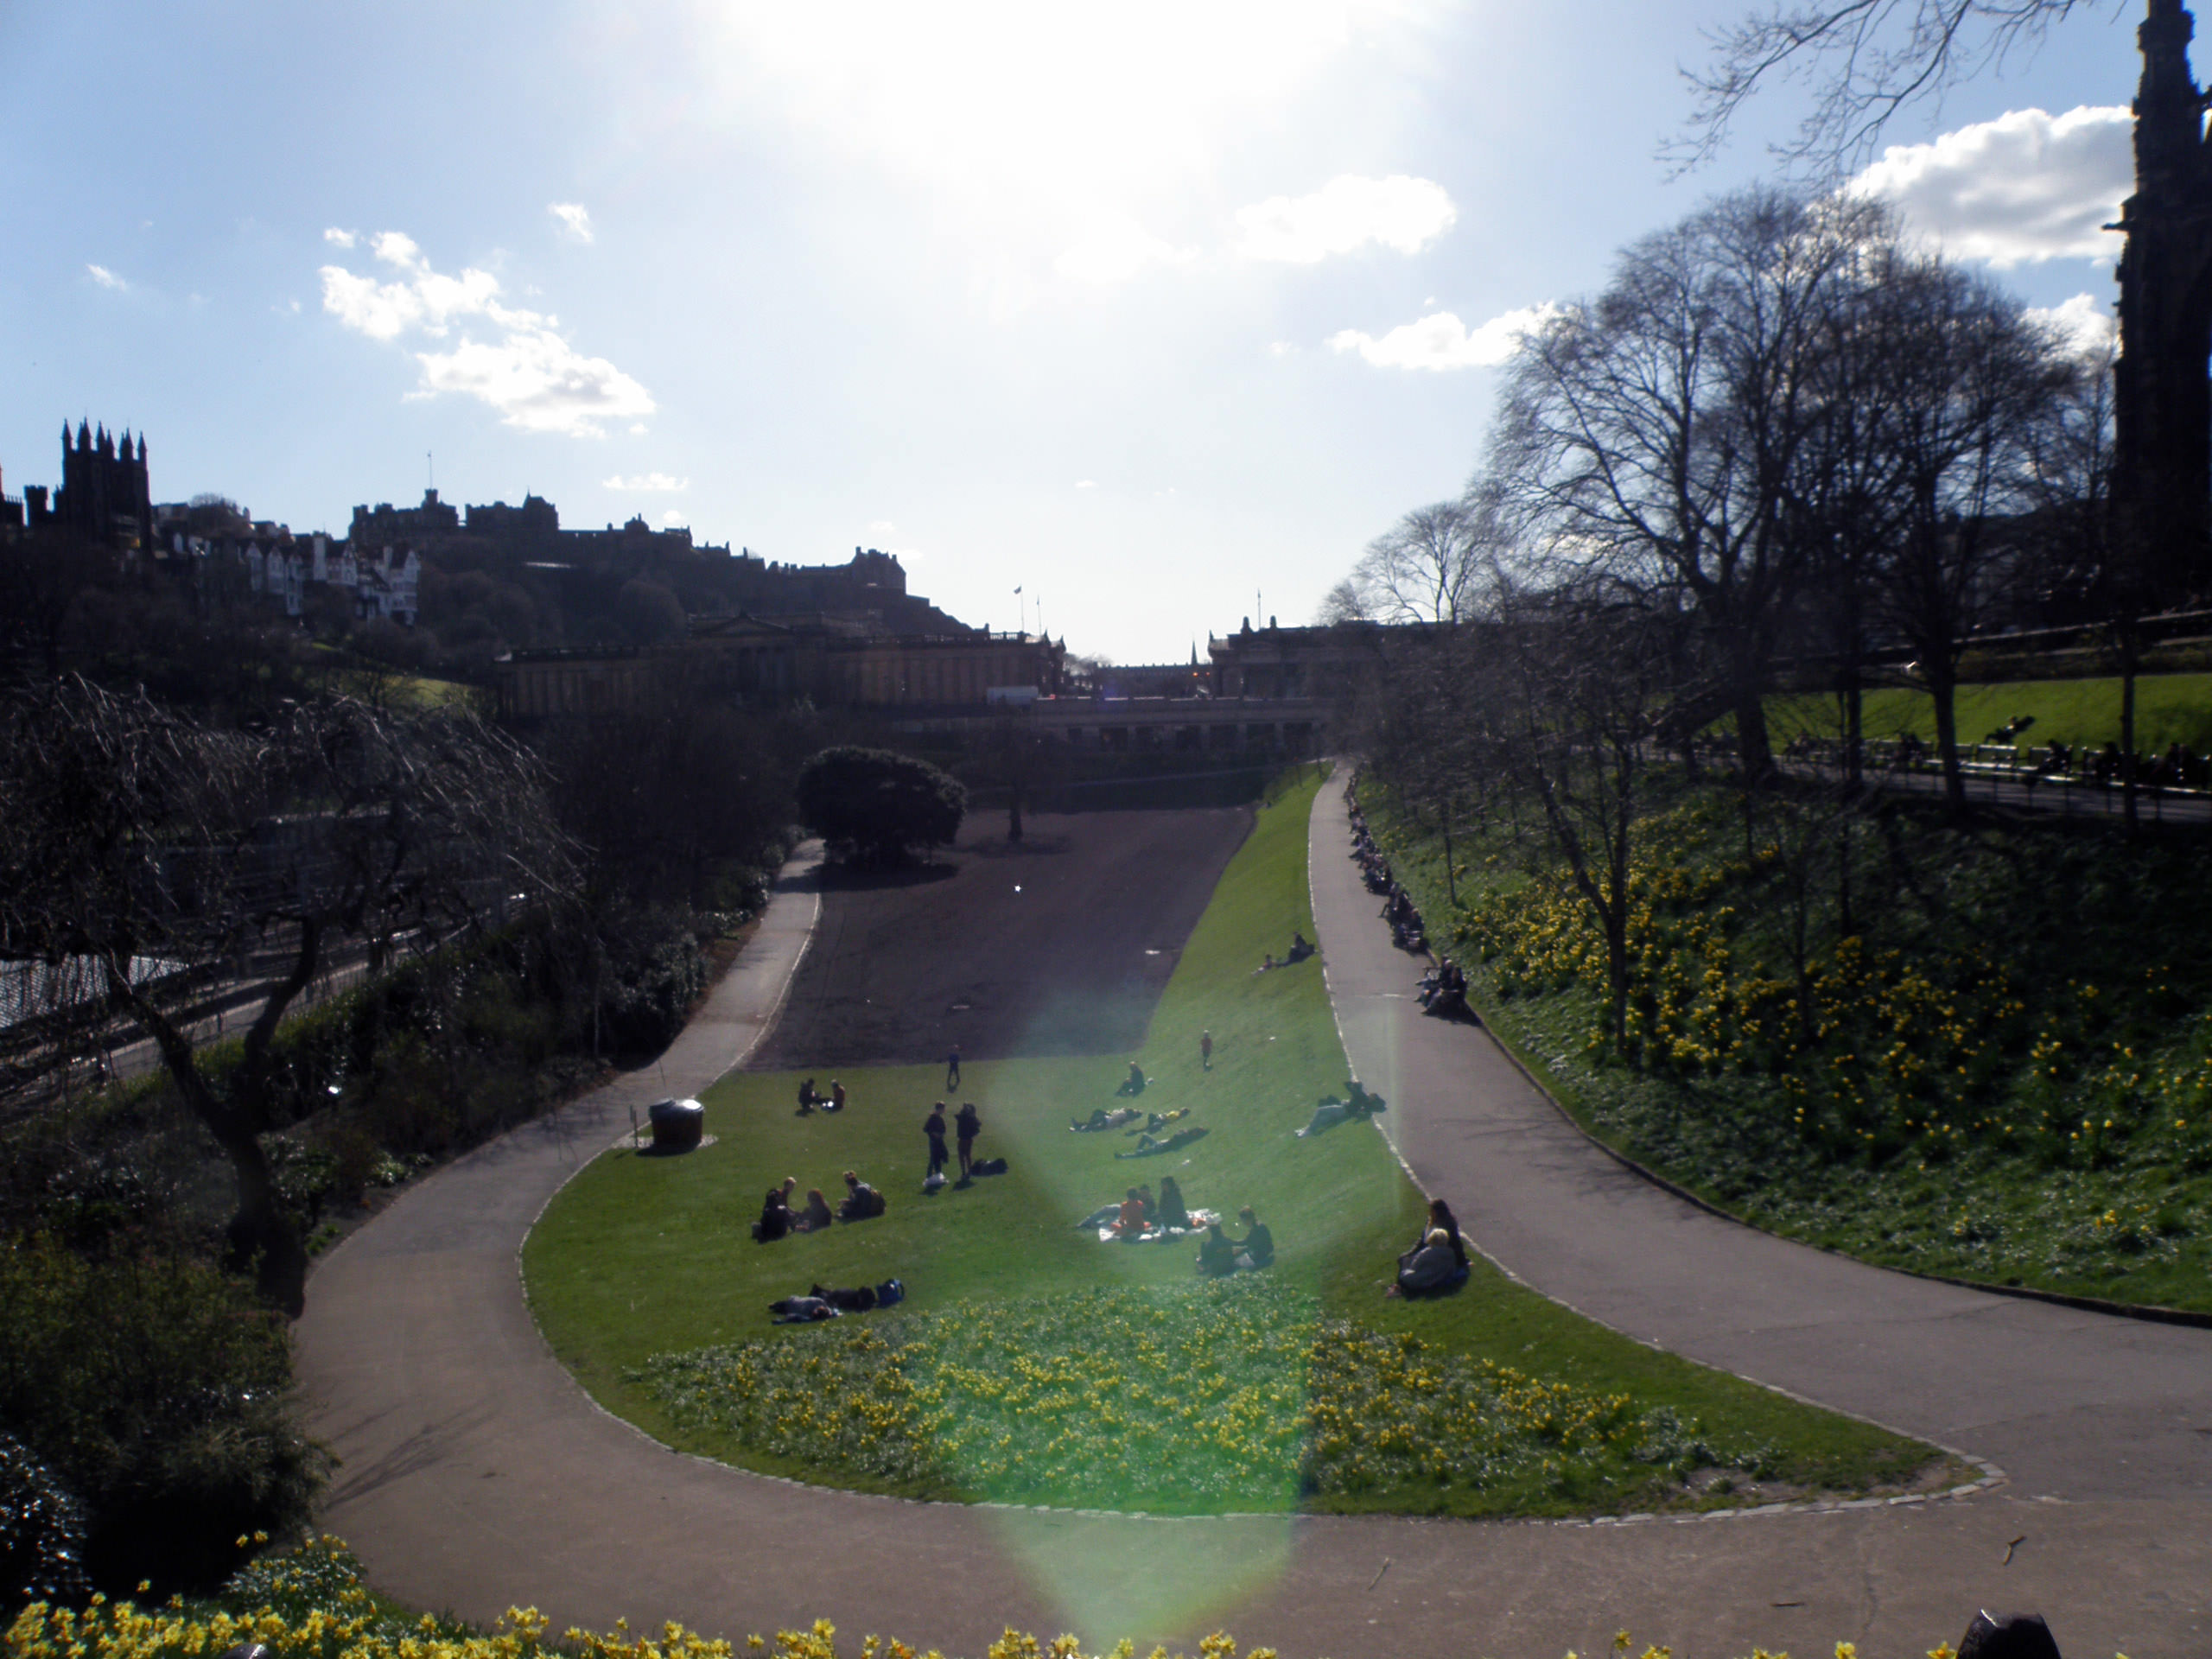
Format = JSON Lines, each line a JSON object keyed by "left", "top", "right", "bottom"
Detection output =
{"left": 955, "top": 1101, "right": 981, "bottom": 1181}
{"left": 945, "top": 1044, "right": 962, "bottom": 1089}
{"left": 1199, "top": 1029, "right": 1213, "bottom": 1071}
{"left": 924, "top": 1102, "right": 950, "bottom": 1181}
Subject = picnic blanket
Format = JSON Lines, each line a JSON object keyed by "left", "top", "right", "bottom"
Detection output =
{"left": 1095, "top": 1207, "right": 1219, "bottom": 1244}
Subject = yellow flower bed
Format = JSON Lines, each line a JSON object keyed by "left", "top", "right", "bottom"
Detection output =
{"left": 9, "top": 1538, "right": 2034, "bottom": 1659}
{"left": 639, "top": 1281, "right": 1738, "bottom": 1512}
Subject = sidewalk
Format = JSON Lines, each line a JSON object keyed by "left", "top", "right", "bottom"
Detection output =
{"left": 290, "top": 822, "right": 2212, "bottom": 1659}
{"left": 1306, "top": 777, "right": 2212, "bottom": 1502}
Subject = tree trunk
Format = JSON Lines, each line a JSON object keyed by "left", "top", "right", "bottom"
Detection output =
{"left": 1732, "top": 683, "right": 1774, "bottom": 782}
{"left": 2120, "top": 644, "right": 2139, "bottom": 835}
{"left": 1930, "top": 664, "right": 1967, "bottom": 819}
{"left": 219, "top": 1128, "right": 309, "bottom": 1317}
{"left": 1842, "top": 671, "right": 1864, "bottom": 791}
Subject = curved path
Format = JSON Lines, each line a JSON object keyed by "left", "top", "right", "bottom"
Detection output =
{"left": 297, "top": 815, "right": 2212, "bottom": 1659}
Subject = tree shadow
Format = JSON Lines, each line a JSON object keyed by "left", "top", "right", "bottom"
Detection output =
{"left": 816, "top": 860, "right": 961, "bottom": 892}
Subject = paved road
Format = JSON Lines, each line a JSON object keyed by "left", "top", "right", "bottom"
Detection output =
{"left": 295, "top": 818, "right": 2212, "bottom": 1659}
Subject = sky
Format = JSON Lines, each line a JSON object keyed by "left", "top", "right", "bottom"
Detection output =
{"left": 0, "top": 1, "right": 2152, "bottom": 664}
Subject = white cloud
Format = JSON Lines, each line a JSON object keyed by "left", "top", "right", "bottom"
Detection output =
{"left": 868, "top": 519, "right": 898, "bottom": 534}
{"left": 1850, "top": 105, "right": 2130, "bottom": 267}
{"left": 323, "top": 227, "right": 357, "bottom": 248}
{"left": 2027, "top": 292, "right": 2117, "bottom": 359}
{"left": 1074, "top": 479, "right": 1097, "bottom": 489}
{"left": 660, "top": 510, "right": 685, "bottom": 526}
{"left": 603, "top": 473, "right": 690, "bottom": 492}
{"left": 1235, "top": 175, "right": 1455, "bottom": 264}
{"left": 550, "top": 202, "right": 594, "bottom": 243}
{"left": 1329, "top": 302, "right": 1559, "bottom": 372}
{"left": 86, "top": 264, "right": 127, "bottom": 290}
{"left": 321, "top": 230, "right": 653, "bottom": 436}
{"left": 1054, "top": 214, "right": 1196, "bottom": 284}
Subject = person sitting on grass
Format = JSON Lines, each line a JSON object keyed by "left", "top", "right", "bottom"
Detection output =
{"left": 1196, "top": 1221, "right": 1236, "bottom": 1277}
{"left": 1388, "top": 1228, "right": 1468, "bottom": 1298}
{"left": 1115, "top": 1187, "right": 1150, "bottom": 1238}
{"left": 794, "top": 1187, "right": 836, "bottom": 1233}
{"left": 1115, "top": 1060, "right": 1147, "bottom": 1096}
{"left": 797, "top": 1078, "right": 819, "bottom": 1116}
{"left": 1232, "top": 1205, "right": 1274, "bottom": 1270}
{"left": 1420, "top": 1197, "right": 1469, "bottom": 1272}
{"left": 1156, "top": 1176, "right": 1191, "bottom": 1231}
{"left": 838, "top": 1169, "right": 887, "bottom": 1221}
{"left": 829, "top": 1080, "right": 847, "bottom": 1112}
{"left": 754, "top": 1178, "right": 797, "bottom": 1243}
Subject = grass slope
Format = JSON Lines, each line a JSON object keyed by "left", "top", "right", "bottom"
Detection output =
{"left": 1364, "top": 779, "right": 2212, "bottom": 1314}
{"left": 525, "top": 773, "right": 1938, "bottom": 1517}
{"left": 1767, "top": 671, "right": 2212, "bottom": 755}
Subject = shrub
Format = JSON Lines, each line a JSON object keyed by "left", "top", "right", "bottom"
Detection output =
{"left": 0, "top": 1431, "right": 89, "bottom": 1607}
{"left": 797, "top": 747, "right": 966, "bottom": 867}
{"left": 0, "top": 1237, "right": 327, "bottom": 1596}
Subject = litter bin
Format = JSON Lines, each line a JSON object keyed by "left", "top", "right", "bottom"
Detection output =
{"left": 648, "top": 1097, "right": 705, "bottom": 1153}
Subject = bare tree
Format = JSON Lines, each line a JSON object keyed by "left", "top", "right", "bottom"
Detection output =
{"left": 1494, "top": 185, "right": 1887, "bottom": 782}
{"left": 1352, "top": 499, "right": 1496, "bottom": 624}
{"left": 0, "top": 682, "right": 573, "bottom": 1314}
{"left": 1488, "top": 591, "right": 1675, "bottom": 1046}
{"left": 1673, "top": 0, "right": 2113, "bottom": 174}
{"left": 1859, "top": 250, "right": 2069, "bottom": 815}
{"left": 1313, "top": 578, "right": 1370, "bottom": 625}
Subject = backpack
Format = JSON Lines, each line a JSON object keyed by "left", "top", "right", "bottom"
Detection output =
{"left": 972, "top": 1156, "right": 1009, "bottom": 1177}
{"left": 876, "top": 1279, "right": 905, "bottom": 1306}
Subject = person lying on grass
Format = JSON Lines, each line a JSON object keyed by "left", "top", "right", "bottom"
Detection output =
{"left": 1232, "top": 1205, "right": 1274, "bottom": 1270}
{"left": 838, "top": 1170, "right": 887, "bottom": 1221}
{"left": 793, "top": 1187, "right": 836, "bottom": 1233}
{"left": 1388, "top": 1228, "right": 1470, "bottom": 1299}
{"left": 1295, "top": 1080, "right": 1387, "bottom": 1139}
{"left": 1071, "top": 1106, "right": 1143, "bottom": 1132}
{"left": 1116, "top": 1125, "right": 1208, "bottom": 1160}
{"left": 1135, "top": 1108, "right": 1190, "bottom": 1134}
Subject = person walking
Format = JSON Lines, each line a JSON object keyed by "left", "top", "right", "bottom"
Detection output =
{"left": 924, "top": 1102, "right": 950, "bottom": 1181}
{"left": 955, "top": 1101, "right": 981, "bottom": 1182}
{"left": 946, "top": 1044, "right": 962, "bottom": 1089}
{"left": 1199, "top": 1029, "right": 1213, "bottom": 1071}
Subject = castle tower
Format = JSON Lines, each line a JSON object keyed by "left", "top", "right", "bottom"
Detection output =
{"left": 2113, "top": 0, "right": 2212, "bottom": 604}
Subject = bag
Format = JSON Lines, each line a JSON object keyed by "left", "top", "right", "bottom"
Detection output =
{"left": 923, "top": 1171, "right": 947, "bottom": 1192}
{"left": 972, "top": 1156, "right": 1008, "bottom": 1177}
{"left": 876, "top": 1278, "right": 906, "bottom": 1306}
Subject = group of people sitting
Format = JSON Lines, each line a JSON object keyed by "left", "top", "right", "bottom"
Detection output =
{"left": 1418, "top": 958, "right": 1468, "bottom": 1016}
{"left": 1105, "top": 1174, "right": 1195, "bottom": 1235}
{"left": 1198, "top": 1207, "right": 1274, "bottom": 1276}
{"left": 753, "top": 1169, "right": 887, "bottom": 1242}
{"left": 1388, "top": 1198, "right": 1471, "bottom": 1298}
{"left": 794, "top": 1077, "right": 847, "bottom": 1116}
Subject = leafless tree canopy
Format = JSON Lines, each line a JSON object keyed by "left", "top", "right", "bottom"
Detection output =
{"left": 1672, "top": 0, "right": 2116, "bottom": 174}
{"left": 0, "top": 681, "right": 573, "bottom": 1313}
{"left": 1352, "top": 499, "right": 1500, "bottom": 624}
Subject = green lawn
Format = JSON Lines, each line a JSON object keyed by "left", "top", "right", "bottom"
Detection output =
{"left": 1768, "top": 671, "right": 2212, "bottom": 755}
{"left": 524, "top": 772, "right": 1942, "bottom": 1518}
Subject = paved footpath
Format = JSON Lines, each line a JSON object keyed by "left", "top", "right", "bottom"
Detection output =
{"left": 297, "top": 821, "right": 2211, "bottom": 1659}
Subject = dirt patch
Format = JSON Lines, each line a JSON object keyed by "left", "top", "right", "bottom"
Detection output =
{"left": 750, "top": 808, "right": 1253, "bottom": 1069}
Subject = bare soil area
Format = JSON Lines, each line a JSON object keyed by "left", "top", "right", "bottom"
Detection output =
{"left": 749, "top": 808, "right": 1252, "bottom": 1068}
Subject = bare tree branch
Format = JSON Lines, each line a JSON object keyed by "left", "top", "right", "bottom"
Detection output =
{"left": 1669, "top": 0, "right": 2115, "bottom": 176}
